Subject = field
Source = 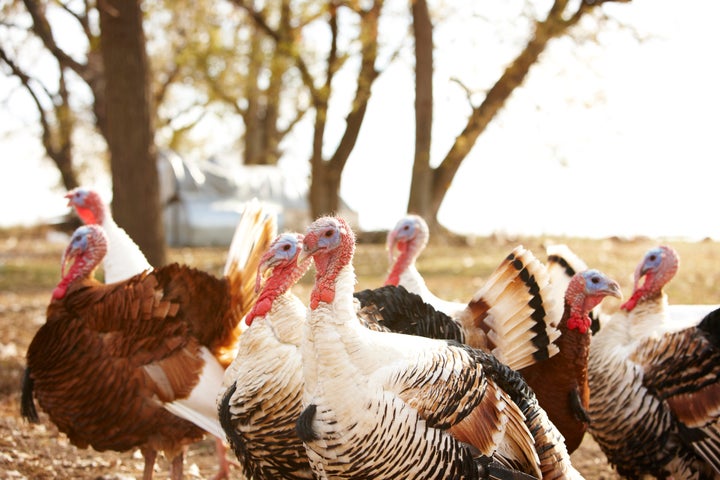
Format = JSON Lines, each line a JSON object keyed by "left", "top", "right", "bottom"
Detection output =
{"left": 2, "top": 225, "right": 719, "bottom": 479}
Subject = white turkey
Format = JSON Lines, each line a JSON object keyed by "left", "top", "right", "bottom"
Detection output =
{"left": 217, "top": 232, "right": 315, "bottom": 479}
{"left": 65, "top": 187, "right": 152, "bottom": 283}
{"left": 296, "top": 216, "right": 583, "bottom": 480}
{"left": 546, "top": 242, "right": 717, "bottom": 333}
{"left": 385, "top": 214, "right": 466, "bottom": 315}
{"left": 383, "top": 214, "right": 564, "bottom": 370}
{"left": 587, "top": 245, "right": 720, "bottom": 479}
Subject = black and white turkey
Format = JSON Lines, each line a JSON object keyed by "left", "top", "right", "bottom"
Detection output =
{"left": 218, "top": 232, "right": 315, "bottom": 479}
{"left": 588, "top": 245, "right": 720, "bottom": 479}
{"left": 297, "top": 216, "right": 582, "bottom": 480}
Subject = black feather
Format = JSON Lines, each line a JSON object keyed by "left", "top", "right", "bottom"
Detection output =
{"left": 476, "top": 455, "right": 540, "bottom": 480}
{"left": 296, "top": 404, "right": 319, "bottom": 442}
{"left": 20, "top": 367, "right": 39, "bottom": 423}
{"left": 697, "top": 306, "right": 720, "bottom": 348}
{"left": 218, "top": 382, "right": 246, "bottom": 459}
{"left": 354, "top": 285, "right": 465, "bottom": 342}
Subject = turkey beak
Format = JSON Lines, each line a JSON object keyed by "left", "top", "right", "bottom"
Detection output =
{"left": 632, "top": 262, "right": 651, "bottom": 292}
{"left": 297, "top": 246, "right": 312, "bottom": 266}
{"left": 60, "top": 244, "right": 78, "bottom": 278}
{"left": 605, "top": 280, "right": 623, "bottom": 300}
{"left": 255, "top": 263, "right": 271, "bottom": 294}
{"left": 64, "top": 192, "right": 74, "bottom": 207}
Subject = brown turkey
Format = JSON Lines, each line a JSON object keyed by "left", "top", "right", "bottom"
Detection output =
{"left": 518, "top": 269, "right": 621, "bottom": 453}
{"left": 21, "top": 201, "right": 275, "bottom": 480}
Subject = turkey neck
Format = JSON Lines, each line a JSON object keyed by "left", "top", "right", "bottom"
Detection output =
{"left": 305, "top": 264, "right": 362, "bottom": 381}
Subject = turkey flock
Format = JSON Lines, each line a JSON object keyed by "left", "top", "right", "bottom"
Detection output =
{"left": 19, "top": 188, "right": 720, "bottom": 480}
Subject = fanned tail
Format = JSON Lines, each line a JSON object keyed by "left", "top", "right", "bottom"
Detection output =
{"left": 224, "top": 198, "right": 277, "bottom": 313}
{"left": 465, "top": 245, "right": 563, "bottom": 371}
{"left": 216, "top": 199, "right": 277, "bottom": 366}
{"left": 354, "top": 285, "right": 465, "bottom": 342}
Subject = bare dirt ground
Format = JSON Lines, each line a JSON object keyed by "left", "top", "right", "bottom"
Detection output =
{"left": 0, "top": 228, "right": 628, "bottom": 479}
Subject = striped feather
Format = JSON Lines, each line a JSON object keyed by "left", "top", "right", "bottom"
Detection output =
{"left": 589, "top": 305, "right": 720, "bottom": 479}
{"left": 462, "top": 246, "right": 562, "bottom": 370}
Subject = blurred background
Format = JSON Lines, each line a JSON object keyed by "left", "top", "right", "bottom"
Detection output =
{"left": 1, "top": 0, "right": 718, "bottom": 259}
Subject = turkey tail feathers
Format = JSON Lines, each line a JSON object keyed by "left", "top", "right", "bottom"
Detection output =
{"left": 467, "top": 246, "right": 562, "bottom": 371}
{"left": 223, "top": 198, "right": 278, "bottom": 291}
{"left": 20, "top": 368, "right": 39, "bottom": 423}
{"left": 354, "top": 285, "right": 465, "bottom": 342}
{"left": 223, "top": 198, "right": 278, "bottom": 333}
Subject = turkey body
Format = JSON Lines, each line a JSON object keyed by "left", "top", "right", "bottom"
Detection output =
{"left": 22, "top": 217, "right": 275, "bottom": 479}
{"left": 297, "top": 216, "right": 582, "bottom": 480}
{"left": 587, "top": 245, "right": 720, "bottom": 479}
{"left": 588, "top": 306, "right": 720, "bottom": 479}
{"left": 518, "top": 270, "right": 621, "bottom": 454}
{"left": 218, "top": 233, "right": 315, "bottom": 480}
{"left": 23, "top": 264, "right": 233, "bottom": 465}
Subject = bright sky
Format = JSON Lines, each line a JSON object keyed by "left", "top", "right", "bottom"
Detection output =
{"left": 1, "top": 0, "right": 719, "bottom": 240}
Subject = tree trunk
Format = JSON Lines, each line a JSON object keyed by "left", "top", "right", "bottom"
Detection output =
{"left": 309, "top": 0, "right": 382, "bottom": 219}
{"left": 99, "top": 0, "right": 167, "bottom": 266}
{"left": 309, "top": 162, "right": 342, "bottom": 218}
{"left": 406, "top": 0, "right": 434, "bottom": 222}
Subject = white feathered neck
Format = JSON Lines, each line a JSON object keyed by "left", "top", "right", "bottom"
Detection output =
{"left": 101, "top": 217, "right": 152, "bottom": 284}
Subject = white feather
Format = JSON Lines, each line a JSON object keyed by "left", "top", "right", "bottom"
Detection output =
{"left": 164, "top": 347, "right": 226, "bottom": 440}
{"left": 101, "top": 217, "right": 152, "bottom": 283}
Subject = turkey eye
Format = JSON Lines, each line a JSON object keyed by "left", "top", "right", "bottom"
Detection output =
{"left": 591, "top": 277, "right": 600, "bottom": 284}
{"left": 648, "top": 255, "right": 657, "bottom": 261}
{"left": 282, "top": 244, "right": 291, "bottom": 251}
{"left": 324, "top": 230, "right": 334, "bottom": 238}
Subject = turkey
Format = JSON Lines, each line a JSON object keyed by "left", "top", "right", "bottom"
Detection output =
{"left": 218, "top": 232, "right": 315, "bottom": 480}
{"left": 65, "top": 186, "right": 152, "bottom": 283}
{"left": 67, "top": 187, "right": 274, "bottom": 474}
{"left": 21, "top": 203, "right": 275, "bottom": 480}
{"left": 621, "top": 245, "right": 719, "bottom": 334}
{"left": 296, "top": 216, "right": 583, "bottom": 480}
{"left": 356, "top": 243, "right": 563, "bottom": 371}
{"left": 517, "top": 269, "right": 621, "bottom": 454}
{"left": 385, "top": 214, "right": 465, "bottom": 315}
{"left": 587, "top": 245, "right": 720, "bottom": 479}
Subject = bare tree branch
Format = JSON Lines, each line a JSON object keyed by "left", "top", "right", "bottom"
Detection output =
{"left": 0, "top": 45, "right": 51, "bottom": 142}
{"left": 326, "top": 0, "right": 382, "bottom": 171}
{"left": 429, "top": 0, "right": 622, "bottom": 214}
{"left": 278, "top": 108, "right": 308, "bottom": 138}
{"left": 229, "top": 0, "right": 319, "bottom": 100}
{"left": 22, "top": 0, "right": 86, "bottom": 76}
{"left": 56, "top": 0, "right": 93, "bottom": 39}
{"left": 0, "top": 45, "right": 78, "bottom": 188}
